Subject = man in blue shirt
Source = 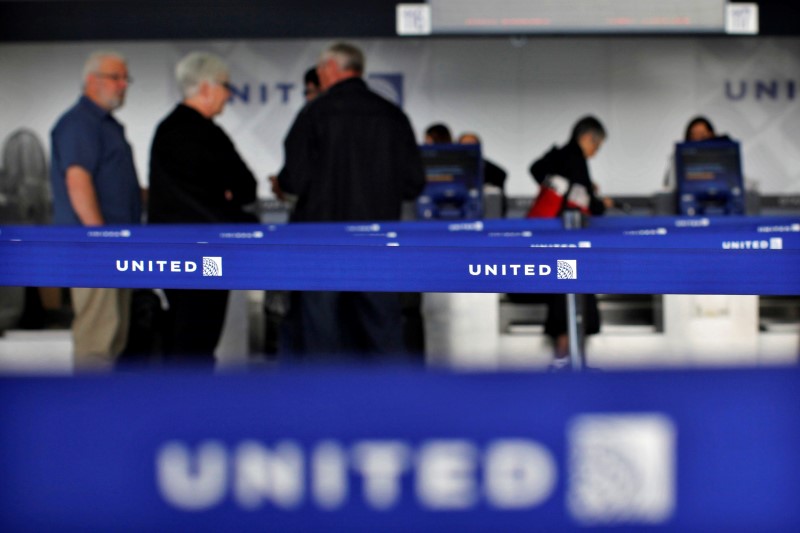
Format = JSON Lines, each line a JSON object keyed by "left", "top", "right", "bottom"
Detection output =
{"left": 50, "top": 51, "right": 143, "bottom": 371}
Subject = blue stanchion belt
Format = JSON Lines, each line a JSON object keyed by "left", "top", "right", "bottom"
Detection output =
{"left": 1, "top": 216, "right": 799, "bottom": 294}
{"left": 1, "top": 215, "right": 799, "bottom": 242}
{"left": 1, "top": 369, "right": 800, "bottom": 530}
{"left": 2, "top": 217, "right": 800, "bottom": 531}
{"left": 2, "top": 220, "right": 800, "bottom": 249}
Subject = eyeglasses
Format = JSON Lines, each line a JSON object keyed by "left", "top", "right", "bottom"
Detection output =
{"left": 218, "top": 80, "right": 234, "bottom": 92}
{"left": 93, "top": 72, "right": 132, "bottom": 84}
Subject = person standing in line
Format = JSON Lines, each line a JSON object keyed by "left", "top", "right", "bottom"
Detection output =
{"left": 528, "top": 116, "right": 612, "bottom": 369}
{"left": 269, "top": 66, "right": 322, "bottom": 202}
{"left": 278, "top": 42, "right": 426, "bottom": 361}
{"left": 148, "top": 51, "right": 258, "bottom": 367}
{"left": 266, "top": 66, "right": 323, "bottom": 357}
{"left": 50, "top": 50, "right": 143, "bottom": 371}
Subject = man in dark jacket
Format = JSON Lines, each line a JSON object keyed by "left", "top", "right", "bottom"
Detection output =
{"left": 278, "top": 42, "right": 426, "bottom": 360}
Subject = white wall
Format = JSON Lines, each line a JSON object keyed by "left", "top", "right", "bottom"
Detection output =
{"left": 1, "top": 37, "right": 798, "bottom": 199}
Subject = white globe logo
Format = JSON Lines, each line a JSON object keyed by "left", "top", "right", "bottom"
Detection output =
{"left": 202, "top": 257, "right": 222, "bottom": 277}
{"left": 557, "top": 260, "right": 576, "bottom": 279}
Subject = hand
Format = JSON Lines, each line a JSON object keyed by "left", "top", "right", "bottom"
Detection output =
{"left": 269, "top": 175, "right": 285, "bottom": 201}
{"left": 592, "top": 184, "right": 615, "bottom": 210}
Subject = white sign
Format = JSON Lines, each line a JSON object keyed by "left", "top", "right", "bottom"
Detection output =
{"left": 726, "top": 3, "right": 759, "bottom": 35}
{"left": 397, "top": 4, "right": 432, "bottom": 36}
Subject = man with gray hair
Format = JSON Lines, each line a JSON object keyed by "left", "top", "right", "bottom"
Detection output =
{"left": 277, "top": 42, "right": 425, "bottom": 361}
{"left": 50, "top": 50, "right": 143, "bottom": 371}
{"left": 148, "top": 51, "right": 258, "bottom": 367}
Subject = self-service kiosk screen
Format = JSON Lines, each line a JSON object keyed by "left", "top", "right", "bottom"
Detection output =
{"left": 675, "top": 140, "right": 743, "bottom": 191}
{"left": 419, "top": 144, "right": 483, "bottom": 189}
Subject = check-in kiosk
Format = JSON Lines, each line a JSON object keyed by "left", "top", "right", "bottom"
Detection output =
{"left": 675, "top": 139, "right": 745, "bottom": 216}
{"left": 670, "top": 139, "right": 758, "bottom": 364}
{"left": 416, "top": 144, "right": 483, "bottom": 220}
{"left": 415, "top": 145, "right": 492, "bottom": 364}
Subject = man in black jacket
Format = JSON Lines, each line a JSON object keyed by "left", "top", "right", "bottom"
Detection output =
{"left": 278, "top": 42, "right": 426, "bottom": 361}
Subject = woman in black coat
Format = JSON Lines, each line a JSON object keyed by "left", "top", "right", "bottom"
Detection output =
{"left": 528, "top": 116, "right": 612, "bottom": 367}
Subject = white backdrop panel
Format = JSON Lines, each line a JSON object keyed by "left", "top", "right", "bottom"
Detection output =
{"left": 0, "top": 37, "right": 797, "bottom": 199}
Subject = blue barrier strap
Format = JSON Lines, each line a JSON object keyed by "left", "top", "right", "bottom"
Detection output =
{"left": 1, "top": 239, "right": 797, "bottom": 294}
{"left": 2, "top": 369, "right": 800, "bottom": 530}
{"left": 1, "top": 221, "right": 799, "bottom": 249}
{"left": 588, "top": 214, "right": 800, "bottom": 230}
{"left": 2, "top": 216, "right": 799, "bottom": 243}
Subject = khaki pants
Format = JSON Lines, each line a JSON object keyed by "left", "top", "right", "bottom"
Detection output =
{"left": 70, "top": 287, "right": 132, "bottom": 371}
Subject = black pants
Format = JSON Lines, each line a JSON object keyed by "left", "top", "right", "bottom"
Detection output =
{"left": 544, "top": 293, "right": 600, "bottom": 339}
{"left": 282, "top": 291, "right": 407, "bottom": 363}
{"left": 163, "top": 289, "right": 229, "bottom": 367}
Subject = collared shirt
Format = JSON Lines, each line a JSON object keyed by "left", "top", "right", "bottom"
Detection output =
{"left": 50, "top": 95, "right": 142, "bottom": 225}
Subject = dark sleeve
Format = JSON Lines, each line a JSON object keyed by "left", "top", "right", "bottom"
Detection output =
{"left": 153, "top": 125, "right": 215, "bottom": 202}
{"left": 220, "top": 132, "right": 257, "bottom": 207}
{"left": 149, "top": 113, "right": 258, "bottom": 222}
{"left": 398, "top": 115, "right": 426, "bottom": 200}
{"left": 278, "top": 107, "right": 314, "bottom": 197}
{"left": 563, "top": 146, "right": 605, "bottom": 216}
{"left": 589, "top": 195, "right": 606, "bottom": 216}
{"left": 52, "top": 115, "right": 100, "bottom": 176}
{"left": 529, "top": 159, "right": 545, "bottom": 184}
{"left": 529, "top": 146, "right": 558, "bottom": 185}
{"left": 483, "top": 159, "right": 506, "bottom": 189}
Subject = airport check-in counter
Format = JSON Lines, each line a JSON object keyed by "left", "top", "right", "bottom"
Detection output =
{"left": 3, "top": 193, "right": 796, "bottom": 371}
{"left": 253, "top": 193, "right": 800, "bottom": 370}
{"left": 484, "top": 193, "right": 800, "bottom": 369}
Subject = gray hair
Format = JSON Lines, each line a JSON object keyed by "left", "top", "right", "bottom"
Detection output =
{"left": 175, "top": 51, "right": 229, "bottom": 99}
{"left": 82, "top": 51, "right": 126, "bottom": 82}
{"left": 321, "top": 42, "right": 365, "bottom": 75}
